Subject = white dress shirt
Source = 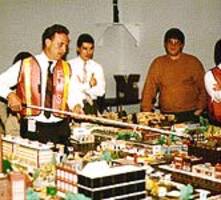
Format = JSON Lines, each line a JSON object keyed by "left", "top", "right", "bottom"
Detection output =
{"left": 204, "top": 64, "right": 221, "bottom": 103}
{"left": 68, "top": 56, "right": 105, "bottom": 101}
{"left": 0, "top": 52, "right": 83, "bottom": 122}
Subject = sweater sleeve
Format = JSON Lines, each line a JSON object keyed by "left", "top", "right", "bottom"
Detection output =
{"left": 141, "top": 59, "right": 160, "bottom": 112}
{"left": 194, "top": 59, "right": 207, "bottom": 110}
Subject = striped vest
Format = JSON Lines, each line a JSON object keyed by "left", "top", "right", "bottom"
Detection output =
{"left": 208, "top": 66, "right": 221, "bottom": 123}
{"left": 16, "top": 56, "right": 71, "bottom": 118}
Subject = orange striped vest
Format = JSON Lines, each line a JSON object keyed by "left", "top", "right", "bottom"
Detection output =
{"left": 208, "top": 66, "right": 221, "bottom": 123}
{"left": 16, "top": 57, "right": 71, "bottom": 118}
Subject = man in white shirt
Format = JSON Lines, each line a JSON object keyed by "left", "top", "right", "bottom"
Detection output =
{"left": 0, "top": 24, "right": 83, "bottom": 149}
{"left": 204, "top": 39, "right": 221, "bottom": 124}
{"left": 69, "top": 33, "right": 105, "bottom": 115}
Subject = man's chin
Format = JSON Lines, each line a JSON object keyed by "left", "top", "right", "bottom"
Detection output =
{"left": 56, "top": 55, "right": 64, "bottom": 60}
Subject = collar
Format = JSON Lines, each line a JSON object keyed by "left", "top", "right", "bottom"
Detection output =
{"left": 41, "top": 51, "right": 57, "bottom": 64}
{"left": 41, "top": 52, "right": 57, "bottom": 68}
{"left": 77, "top": 56, "right": 91, "bottom": 65}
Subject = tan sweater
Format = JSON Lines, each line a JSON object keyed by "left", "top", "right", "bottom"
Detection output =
{"left": 141, "top": 53, "right": 207, "bottom": 113}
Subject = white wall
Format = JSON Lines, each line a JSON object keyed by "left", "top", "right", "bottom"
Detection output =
{"left": 0, "top": 0, "right": 220, "bottom": 99}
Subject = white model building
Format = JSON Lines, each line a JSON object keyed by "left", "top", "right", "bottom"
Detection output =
{"left": 2, "top": 135, "right": 54, "bottom": 168}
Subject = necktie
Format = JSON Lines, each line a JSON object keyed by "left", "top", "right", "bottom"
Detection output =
{"left": 82, "top": 62, "right": 87, "bottom": 83}
{"left": 44, "top": 61, "right": 53, "bottom": 118}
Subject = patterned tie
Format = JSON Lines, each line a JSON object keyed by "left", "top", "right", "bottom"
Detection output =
{"left": 82, "top": 62, "right": 87, "bottom": 83}
{"left": 44, "top": 61, "right": 53, "bottom": 118}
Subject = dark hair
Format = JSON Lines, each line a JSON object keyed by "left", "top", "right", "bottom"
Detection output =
{"left": 77, "top": 33, "right": 94, "bottom": 48}
{"left": 215, "top": 39, "right": 221, "bottom": 66}
{"left": 12, "top": 51, "right": 32, "bottom": 64}
{"left": 164, "top": 28, "right": 185, "bottom": 44}
{"left": 42, "top": 24, "right": 69, "bottom": 49}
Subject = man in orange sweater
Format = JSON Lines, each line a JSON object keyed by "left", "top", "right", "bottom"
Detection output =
{"left": 141, "top": 28, "right": 207, "bottom": 122}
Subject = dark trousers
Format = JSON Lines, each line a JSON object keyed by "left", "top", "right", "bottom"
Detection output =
{"left": 20, "top": 118, "right": 71, "bottom": 148}
{"left": 163, "top": 110, "right": 199, "bottom": 123}
{"left": 83, "top": 95, "right": 106, "bottom": 115}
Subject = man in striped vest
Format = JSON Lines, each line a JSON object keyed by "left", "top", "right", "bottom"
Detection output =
{"left": 0, "top": 24, "right": 84, "bottom": 150}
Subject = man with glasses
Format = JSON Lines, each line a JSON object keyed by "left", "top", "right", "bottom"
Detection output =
{"left": 141, "top": 28, "right": 207, "bottom": 122}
